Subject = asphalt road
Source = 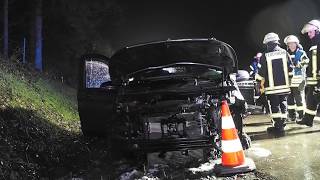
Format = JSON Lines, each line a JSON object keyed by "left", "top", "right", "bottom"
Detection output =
{"left": 118, "top": 113, "right": 320, "bottom": 179}
{"left": 245, "top": 114, "right": 320, "bottom": 180}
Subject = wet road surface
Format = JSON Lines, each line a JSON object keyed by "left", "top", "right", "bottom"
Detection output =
{"left": 117, "top": 113, "right": 320, "bottom": 179}
{"left": 245, "top": 114, "right": 320, "bottom": 180}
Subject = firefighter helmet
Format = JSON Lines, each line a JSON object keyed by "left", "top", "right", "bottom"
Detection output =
{"left": 301, "top": 19, "right": 320, "bottom": 34}
{"left": 284, "top": 35, "right": 300, "bottom": 45}
{"left": 263, "top": 32, "right": 280, "bottom": 44}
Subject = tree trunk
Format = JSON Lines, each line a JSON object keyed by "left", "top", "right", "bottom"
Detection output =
{"left": 34, "top": 0, "right": 42, "bottom": 71}
{"left": 3, "top": 0, "right": 8, "bottom": 60}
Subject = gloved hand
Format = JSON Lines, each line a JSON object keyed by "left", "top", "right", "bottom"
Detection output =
{"left": 298, "top": 80, "right": 306, "bottom": 91}
{"left": 295, "top": 62, "right": 302, "bottom": 68}
{"left": 259, "top": 79, "right": 265, "bottom": 94}
{"left": 260, "top": 86, "right": 265, "bottom": 94}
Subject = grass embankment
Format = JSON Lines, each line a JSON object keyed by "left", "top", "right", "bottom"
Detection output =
{"left": 0, "top": 60, "right": 79, "bottom": 130}
{"left": 0, "top": 60, "right": 112, "bottom": 179}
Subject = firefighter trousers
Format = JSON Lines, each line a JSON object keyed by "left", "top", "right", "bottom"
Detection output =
{"left": 287, "top": 87, "right": 304, "bottom": 119}
{"left": 267, "top": 94, "right": 288, "bottom": 128}
{"left": 303, "top": 85, "right": 320, "bottom": 124}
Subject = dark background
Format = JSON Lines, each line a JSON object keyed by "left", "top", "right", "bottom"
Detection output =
{"left": 1, "top": 0, "right": 320, "bottom": 85}
{"left": 113, "top": 0, "right": 320, "bottom": 67}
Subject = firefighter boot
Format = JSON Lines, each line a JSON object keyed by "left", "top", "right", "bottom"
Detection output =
{"left": 297, "top": 110, "right": 304, "bottom": 120}
{"left": 296, "top": 116, "right": 313, "bottom": 127}
{"left": 267, "top": 119, "right": 285, "bottom": 136}
{"left": 288, "top": 109, "right": 296, "bottom": 121}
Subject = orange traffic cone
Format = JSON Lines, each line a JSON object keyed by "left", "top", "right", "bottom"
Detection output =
{"left": 213, "top": 100, "right": 256, "bottom": 176}
{"left": 220, "top": 100, "right": 245, "bottom": 166}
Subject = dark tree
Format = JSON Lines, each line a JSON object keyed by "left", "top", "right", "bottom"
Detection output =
{"left": 42, "top": 0, "right": 122, "bottom": 85}
{"left": 34, "top": 0, "right": 42, "bottom": 71}
{"left": 3, "top": 0, "right": 8, "bottom": 59}
{"left": 0, "top": 0, "right": 122, "bottom": 85}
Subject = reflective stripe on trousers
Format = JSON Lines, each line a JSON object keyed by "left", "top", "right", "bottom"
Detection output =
{"left": 270, "top": 112, "right": 287, "bottom": 119}
{"left": 296, "top": 106, "right": 305, "bottom": 111}
{"left": 267, "top": 94, "right": 288, "bottom": 128}
{"left": 265, "top": 88, "right": 291, "bottom": 95}
{"left": 305, "top": 108, "right": 317, "bottom": 116}
{"left": 287, "top": 105, "right": 296, "bottom": 110}
{"left": 302, "top": 85, "right": 319, "bottom": 123}
{"left": 287, "top": 87, "right": 304, "bottom": 118}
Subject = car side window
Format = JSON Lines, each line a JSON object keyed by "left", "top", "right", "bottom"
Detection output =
{"left": 85, "top": 59, "right": 111, "bottom": 88}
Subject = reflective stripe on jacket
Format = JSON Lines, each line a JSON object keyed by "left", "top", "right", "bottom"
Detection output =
{"left": 257, "top": 47, "right": 291, "bottom": 95}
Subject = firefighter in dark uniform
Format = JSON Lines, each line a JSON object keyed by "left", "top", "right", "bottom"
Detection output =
{"left": 314, "top": 84, "right": 320, "bottom": 111}
{"left": 284, "top": 35, "right": 309, "bottom": 121}
{"left": 249, "top": 52, "right": 262, "bottom": 77}
{"left": 249, "top": 52, "right": 270, "bottom": 114}
{"left": 256, "top": 32, "right": 292, "bottom": 134}
{"left": 297, "top": 19, "right": 320, "bottom": 126}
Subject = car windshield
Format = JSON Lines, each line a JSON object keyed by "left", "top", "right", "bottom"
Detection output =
{"left": 128, "top": 64, "right": 223, "bottom": 81}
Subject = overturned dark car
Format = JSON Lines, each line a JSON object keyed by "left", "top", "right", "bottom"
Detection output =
{"left": 77, "top": 38, "right": 250, "bottom": 160}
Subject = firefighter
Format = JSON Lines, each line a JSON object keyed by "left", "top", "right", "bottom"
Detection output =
{"left": 284, "top": 35, "right": 309, "bottom": 121}
{"left": 256, "top": 32, "right": 292, "bottom": 134}
{"left": 314, "top": 84, "right": 320, "bottom": 110}
{"left": 249, "top": 52, "right": 262, "bottom": 78}
{"left": 297, "top": 19, "right": 320, "bottom": 126}
{"left": 249, "top": 52, "right": 270, "bottom": 114}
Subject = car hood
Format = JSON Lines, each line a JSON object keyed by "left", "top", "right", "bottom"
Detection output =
{"left": 109, "top": 38, "right": 238, "bottom": 79}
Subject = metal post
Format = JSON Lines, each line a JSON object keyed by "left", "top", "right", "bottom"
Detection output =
{"left": 22, "top": 37, "right": 26, "bottom": 63}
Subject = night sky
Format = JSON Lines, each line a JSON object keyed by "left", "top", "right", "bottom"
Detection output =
{"left": 2, "top": 0, "right": 320, "bottom": 77}
{"left": 109, "top": 0, "right": 320, "bottom": 70}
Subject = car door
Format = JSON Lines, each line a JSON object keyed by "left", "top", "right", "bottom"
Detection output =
{"left": 77, "top": 54, "right": 117, "bottom": 136}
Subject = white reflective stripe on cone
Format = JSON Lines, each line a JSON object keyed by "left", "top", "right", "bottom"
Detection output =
{"left": 288, "top": 105, "right": 296, "bottom": 110}
{"left": 221, "top": 139, "right": 243, "bottom": 153}
{"left": 305, "top": 108, "right": 317, "bottom": 115}
{"left": 221, "top": 115, "right": 236, "bottom": 129}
